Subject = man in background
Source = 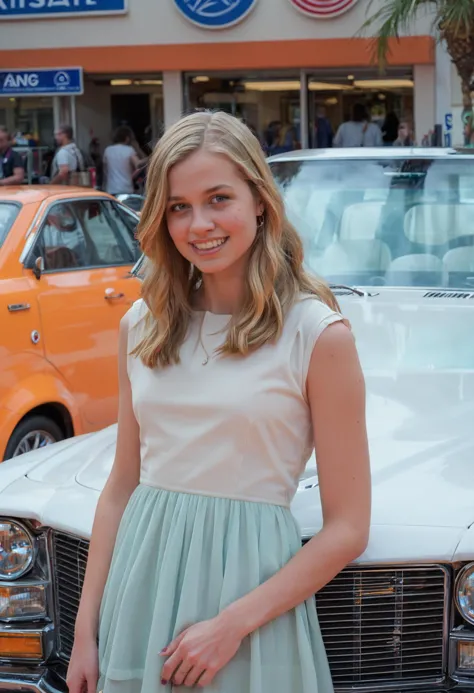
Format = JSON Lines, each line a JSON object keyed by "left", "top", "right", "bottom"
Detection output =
{"left": 314, "top": 106, "right": 333, "bottom": 148}
{"left": 103, "top": 126, "right": 140, "bottom": 195}
{"left": 334, "top": 103, "right": 382, "bottom": 148}
{"left": 393, "top": 121, "right": 416, "bottom": 147}
{"left": 50, "top": 124, "right": 84, "bottom": 185}
{"left": 0, "top": 126, "right": 25, "bottom": 186}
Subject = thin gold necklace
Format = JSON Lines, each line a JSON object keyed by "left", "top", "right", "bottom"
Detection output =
{"left": 198, "top": 314, "right": 212, "bottom": 366}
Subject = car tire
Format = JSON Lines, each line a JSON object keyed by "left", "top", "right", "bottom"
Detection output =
{"left": 4, "top": 416, "right": 64, "bottom": 461}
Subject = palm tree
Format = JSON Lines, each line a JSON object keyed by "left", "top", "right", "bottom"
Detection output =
{"left": 362, "top": 0, "right": 474, "bottom": 144}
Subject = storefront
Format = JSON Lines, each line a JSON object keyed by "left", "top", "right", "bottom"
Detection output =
{"left": 0, "top": 0, "right": 443, "bottom": 157}
{"left": 0, "top": 66, "right": 84, "bottom": 181}
{"left": 183, "top": 67, "right": 416, "bottom": 149}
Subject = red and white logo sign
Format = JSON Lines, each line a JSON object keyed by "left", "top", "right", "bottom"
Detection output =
{"left": 289, "top": 0, "right": 359, "bottom": 18}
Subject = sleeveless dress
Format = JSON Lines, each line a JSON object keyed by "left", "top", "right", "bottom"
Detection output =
{"left": 97, "top": 295, "right": 344, "bottom": 693}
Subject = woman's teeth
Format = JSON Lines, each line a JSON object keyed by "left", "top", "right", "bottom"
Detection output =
{"left": 193, "top": 238, "right": 227, "bottom": 250}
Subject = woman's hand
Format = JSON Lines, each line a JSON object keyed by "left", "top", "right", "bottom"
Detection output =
{"left": 160, "top": 613, "right": 245, "bottom": 688}
{"left": 66, "top": 636, "right": 99, "bottom": 693}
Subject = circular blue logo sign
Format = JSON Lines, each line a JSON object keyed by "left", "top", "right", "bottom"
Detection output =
{"left": 174, "top": 0, "right": 258, "bottom": 29}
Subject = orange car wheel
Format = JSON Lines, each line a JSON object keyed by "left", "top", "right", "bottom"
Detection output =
{"left": 4, "top": 415, "right": 64, "bottom": 461}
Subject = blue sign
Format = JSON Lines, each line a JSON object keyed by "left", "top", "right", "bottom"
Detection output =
{"left": 445, "top": 113, "right": 453, "bottom": 131}
{"left": 0, "top": 68, "right": 83, "bottom": 96}
{"left": 174, "top": 0, "right": 258, "bottom": 28}
{"left": 0, "top": 0, "right": 126, "bottom": 20}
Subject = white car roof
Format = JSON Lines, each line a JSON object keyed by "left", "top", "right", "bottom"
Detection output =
{"left": 267, "top": 147, "right": 474, "bottom": 163}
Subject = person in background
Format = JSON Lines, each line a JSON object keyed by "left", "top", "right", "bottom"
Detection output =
{"left": 393, "top": 121, "right": 416, "bottom": 147}
{"left": 381, "top": 111, "right": 400, "bottom": 146}
{"left": 103, "top": 126, "right": 140, "bottom": 195}
{"left": 40, "top": 204, "right": 88, "bottom": 268}
{"left": 334, "top": 103, "right": 382, "bottom": 148}
{"left": 314, "top": 106, "right": 333, "bottom": 148}
{"left": 0, "top": 126, "right": 25, "bottom": 186}
{"left": 50, "top": 124, "right": 84, "bottom": 185}
{"left": 89, "top": 137, "right": 104, "bottom": 189}
{"left": 269, "top": 124, "right": 300, "bottom": 155}
{"left": 263, "top": 120, "right": 282, "bottom": 153}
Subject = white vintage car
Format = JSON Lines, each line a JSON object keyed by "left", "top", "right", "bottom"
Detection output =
{"left": 1, "top": 148, "right": 474, "bottom": 693}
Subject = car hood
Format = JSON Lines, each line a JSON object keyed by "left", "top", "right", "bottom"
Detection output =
{"left": 1, "top": 289, "right": 474, "bottom": 560}
{"left": 0, "top": 399, "right": 471, "bottom": 562}
{"left": 18, "top": 387, "right": 473, "bottom": 530}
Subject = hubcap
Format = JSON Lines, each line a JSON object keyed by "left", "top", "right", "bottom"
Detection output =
{"left": 13, "top": 430, "right": 57, "bottom": 457}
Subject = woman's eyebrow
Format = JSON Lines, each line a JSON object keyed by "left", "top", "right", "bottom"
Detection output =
{"left": 168, "top": 184, "right": 233, "bottom": 202}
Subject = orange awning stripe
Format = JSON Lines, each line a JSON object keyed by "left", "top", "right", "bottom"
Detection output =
{"left": 0, "top": 36, "right": 434, "bottom": 73}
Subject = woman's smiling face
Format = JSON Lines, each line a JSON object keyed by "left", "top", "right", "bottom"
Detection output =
{"left": 166, "top": 149, "right": 263, "bottom": 275}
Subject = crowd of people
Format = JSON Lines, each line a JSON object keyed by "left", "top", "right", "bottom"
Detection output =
{"left": 0, "top": 103, "right": 416, "bottom": 191}
{"left": 0, "top": 122, "right": 151, "bottom": 193}
{"left": 260, "top": 103, "right": 415, "bottom": 154}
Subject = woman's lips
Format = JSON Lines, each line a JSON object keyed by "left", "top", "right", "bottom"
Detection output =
{"left": 190, "top": 237, "right": 229, "bottom": 255}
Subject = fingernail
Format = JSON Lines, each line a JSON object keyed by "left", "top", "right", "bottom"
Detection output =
{"left": 159, "top": 648, "right": 167, "bottom": 655}
{"left": 161, "top": 678, "right": 168, "bottom": 685}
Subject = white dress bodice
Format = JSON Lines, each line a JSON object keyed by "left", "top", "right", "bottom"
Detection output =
{"left": 127, "top": 296, "right": 343, "bottom": 508}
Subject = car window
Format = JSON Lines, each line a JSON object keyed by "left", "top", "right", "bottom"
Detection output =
{"left": 117, "top": 195, "right": 145, "bottom": 213}
{"left": 271, "top": 157, "right": 474, "bottom": 290}
{"left": 33, "top": 200, "right": 138, "bottom": 272}
{"left": 0, "top": 203, "right": 20, "bottom": 248}
{"left": 34, "top": 203, "right": 89, "bottom": 271}
{"left": 72, "top": 200, "right": 136, "bottom": 266}
{"left": 104, "top": 202, "right": 141, "bottom": 262}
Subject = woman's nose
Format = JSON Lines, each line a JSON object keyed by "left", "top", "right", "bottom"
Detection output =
{"left": 189, "top": 208, "right": 214, "bottom": 234}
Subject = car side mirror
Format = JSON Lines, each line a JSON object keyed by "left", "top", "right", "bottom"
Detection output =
{"left": 32, "top": 256, "right": 44, "bottom": 280}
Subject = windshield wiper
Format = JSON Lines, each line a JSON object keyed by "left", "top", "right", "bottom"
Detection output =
{"left": 329, "top": 284, "right": 367, "bottom": 297}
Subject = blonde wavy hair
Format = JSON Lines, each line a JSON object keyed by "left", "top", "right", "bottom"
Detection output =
{"left": 133, "top": 110, "right": 339, "bottom": 368}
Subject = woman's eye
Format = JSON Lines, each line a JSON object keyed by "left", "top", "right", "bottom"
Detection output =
{"left": 170, "top": 203, "right": 187, "bottom": 213}
{"left": 211, "top": 195, "right": 229, "bottom": 204}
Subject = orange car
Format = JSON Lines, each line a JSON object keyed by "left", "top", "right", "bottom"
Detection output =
{"left": 0, "top": 186, "right": 142, "bottom": 460}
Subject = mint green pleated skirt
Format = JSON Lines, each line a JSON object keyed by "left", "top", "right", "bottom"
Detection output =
{"left": 98, "top": 484, "right": 333, "bottom": 693}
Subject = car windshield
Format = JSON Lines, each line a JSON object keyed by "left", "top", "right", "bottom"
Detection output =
{"left": 271, "top": 156, "right": 474, "bottom": 290}
{"left": 0, "top": 203, "right": 20, "bottom": 249}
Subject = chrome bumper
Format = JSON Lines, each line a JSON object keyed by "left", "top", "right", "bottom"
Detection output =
{"left": 0, "top": 671, "right": 473, "bottom": 693}
{"left": 0, "top": 669, "right": 65, "bottom": 693}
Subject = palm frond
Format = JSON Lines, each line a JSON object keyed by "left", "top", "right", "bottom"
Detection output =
{"left": 360, "top": 0, "right": 435, "bottom": 68}
{"left": 438, "top": 0, "right": 474, "bottom": 38}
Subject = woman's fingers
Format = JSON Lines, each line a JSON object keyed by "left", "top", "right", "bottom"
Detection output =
{"left": 171, "top": 662, "right": 201, "bottom": 687}
{"left": 161, "top": 649, "right": 183, "bottom": 684}
{"left": 160, "top": 628, "right": 187, "bottom": 658}
{"left": 87, "top": 675, "right": 99, "bottom": 693}
{"left": 65, "top": 674, "right": 83, "bottom": 693}
{"left": 196, "top": 668, "right": 216, "bottom": 688}
{"left": 170, "top": 659, "right": 191, "bottom": 687}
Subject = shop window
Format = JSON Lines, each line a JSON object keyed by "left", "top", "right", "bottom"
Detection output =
{"left": 184, "top": 71, "right": 302, "bottom": 155}
{"left": 306, "top": 70, "right": 414, "bottom": 148}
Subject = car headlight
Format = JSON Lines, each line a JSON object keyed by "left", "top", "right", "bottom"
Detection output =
{"left": 456, "top": 563, "right": 474, "bottom": 625}
{"left": 0, "top": 521, "right": 35, "bottom": 580}
{"left": 0, "top": 584, "right": 46, "bottom": 619}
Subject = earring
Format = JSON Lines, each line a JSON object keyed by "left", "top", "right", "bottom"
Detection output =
{"left": 257, "top": 214, "right": 265, "bottom": 229}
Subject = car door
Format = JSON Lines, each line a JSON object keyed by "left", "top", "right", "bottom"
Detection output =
{"left": 27, "top": 197, "right": 141, "bottom": 430}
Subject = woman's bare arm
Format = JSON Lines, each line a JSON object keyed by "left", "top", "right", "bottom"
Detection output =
{"left": 74, "top": 312, "right": 141, "bottom": 642}
{"left": 225, "top": 321, "right": 371, "bottom": 632}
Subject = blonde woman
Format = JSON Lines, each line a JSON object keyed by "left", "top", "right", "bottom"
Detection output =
{"left": 67, "top": 111, "right": 371, "bottom": 693}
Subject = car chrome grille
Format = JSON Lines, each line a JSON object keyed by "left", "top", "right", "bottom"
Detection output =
{"left": 52, "top": 530, "right": 89, "bottom": 661}
{"left": 315, "top": 565, "right": 447, "bottom": 687}
{"left": 52, "top": 532, "right": 447, "bottom": 688}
